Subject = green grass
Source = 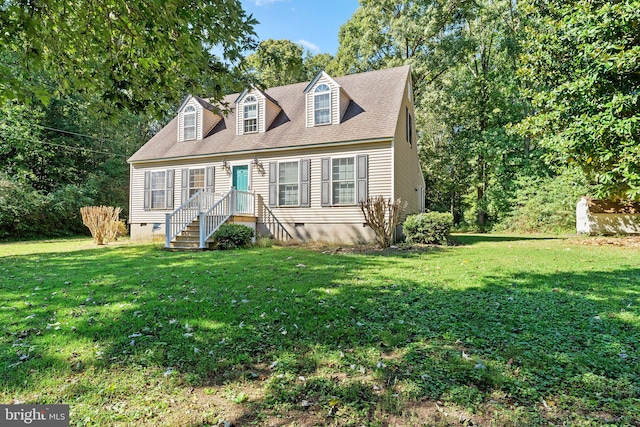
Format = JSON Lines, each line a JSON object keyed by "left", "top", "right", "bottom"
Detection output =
{"left": 1, "top": 235, "right": 639, "bottom": 426}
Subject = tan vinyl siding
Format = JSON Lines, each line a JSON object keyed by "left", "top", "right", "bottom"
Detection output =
{"left": 178, "top": 98, "right": 202, "bottom": 142}
{"left": 339, "top": 88, "right": 351, "bottom": 122}
{"left": 258, "top": 98, "right": 266, "bottom": 133}
{"left": 129, "top": 141, "right": 392, "bottom": 226}
{"left": 236, "top": 99, "right": 244, "bottom": 136}
{"left": 237, "top": 89, "right": 268, "bottom": 135}
{"left": 196, "top": 107, "right": 203, "bottom": 140}
{"left": 331, "top": 85, "right": 339, "bottom": 125}
{"left": 253, "top": 141, "right": 391, "bottom": 224}
{"left": 202, "top": 109, "right": 221, "bottom": 137}
{"left": 264, "top": 98, "right": 281, "bottom": 131}
{"left": 177, "top": 112, "right": 184, "bottom": 142}
{"left": 130, "top": 159, "right": 232, "bottom": 224}
{"left": 306, "top": 74, "right": 339, "bottom": 127}
{"left": 393, "top": 76, "right": 426, "bottom": 220}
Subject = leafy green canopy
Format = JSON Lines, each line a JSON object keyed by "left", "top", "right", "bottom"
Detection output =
{"left": 246, "top": 39, "right": 334, "bottom": 88}
{"left": 333, "top": 0, "right": 536, "bottom": 227}
{"left": 0, "top": 0, "right": 257, "bottom": 115}
{"left": 517, "top": 0, "right": 640, "bottom": 200}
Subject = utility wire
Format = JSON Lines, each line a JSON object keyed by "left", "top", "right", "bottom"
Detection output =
{"left": 38, "top": 125, "right": 125, "bottom": 144}
{"left": 2, "top": 117, "right": 134, "bottom": 147}
{"left": 3, "top": 134, "right": 129, "bottom": 158}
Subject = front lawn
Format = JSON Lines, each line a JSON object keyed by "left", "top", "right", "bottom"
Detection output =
{"left": 1, "top": 236, "right": 639, "bottom": 426}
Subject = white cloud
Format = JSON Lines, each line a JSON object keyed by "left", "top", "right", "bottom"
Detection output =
{"left": 297, "top": 39, "right": 320, "bottom": 53}
{"left": 253, "top": 0, "right": 287, "bottom": 6}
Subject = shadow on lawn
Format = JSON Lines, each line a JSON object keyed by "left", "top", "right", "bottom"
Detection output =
{"left": 1, "top": 243, "right": 639, "bottom": 425}
{"left": 451, "top": 233, "right": 565, "bottom": 245}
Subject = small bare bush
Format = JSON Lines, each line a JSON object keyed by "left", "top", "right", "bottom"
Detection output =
{"left": 359, "top": 196, "right": 407, "bottom": 248}
{"left": 80, "top": 206, "right": 122, "bottom": 245}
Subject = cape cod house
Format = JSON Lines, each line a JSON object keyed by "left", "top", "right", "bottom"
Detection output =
{"left": 127, "top": 65, "right": 426, "bottom": 248}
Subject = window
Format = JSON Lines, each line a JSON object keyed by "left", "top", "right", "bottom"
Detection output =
{"left": 243, "top": 96, "right": 257, "bottom": 133}
{"left": 406, "top": 107, "right": 413, "bottom": 146}
{"left": 321, "top": 155, "right": 366, "bottom": 207}
{"left": 150, "top": 171, "right": 166, "bottom": 209}
{"left": 183, "top": 105, "right": 197, "bottom": 140}
{"left": 278, "top": 162, "right": 299, "bottom": 206}
{"left": 332, "top": 157, "right": 355, "bottom": 205}
{"left": 269, "top": 160, "right": 310, "bottom": 208}
{"left": 314, "top": 84, "right": 331, "bottom": 125}
{"left": 188, "top": 168, "right": 205, "bottom": 197}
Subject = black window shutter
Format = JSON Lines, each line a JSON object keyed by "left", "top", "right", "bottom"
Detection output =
{"left": 300, "top": 159, "right": 310, "bottom": 207}
{"left": 143, "top": 171, "right": 151, "bottom": 210}
{"left": 268, "top": 161, "right": 277, "bottom": 207}
{"left": 205, "top": 166, "right": 215, "bottom": 193}
{"left": 321, "top": 157, "right": 331, "bottom": 206}
{"left": 166, "top": 169, "right": 175, "bottom": 209}
{"left": 356, "top": 154, "right": 368, "bottom": 203}
{"left": 181, "top": 168, "right": 189, "bottom": 203}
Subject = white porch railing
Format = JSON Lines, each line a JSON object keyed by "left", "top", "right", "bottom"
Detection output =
{"left": 166, "top": 188, "right": 255, "bottom": 249}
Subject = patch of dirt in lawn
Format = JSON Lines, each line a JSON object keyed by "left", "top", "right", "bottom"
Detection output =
{"left": 282, "top": 241, "right": 446, "bottom": 256}
{"left": 144, "top": 382, "right": 494, "bottom": 427}
{"left": 571, "top": 236, "right": 640, "bottom": 248}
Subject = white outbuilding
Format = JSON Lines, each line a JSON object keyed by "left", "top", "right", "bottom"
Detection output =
{"left": 576, "top": 197, "right": 640, "bottom": 235}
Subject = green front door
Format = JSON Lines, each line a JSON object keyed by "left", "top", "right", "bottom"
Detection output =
{"left": 232, "top": 165, "right": 249, "bottom": 212}
{"left": 232, "top": 165, "right": 249, "bottom": 191}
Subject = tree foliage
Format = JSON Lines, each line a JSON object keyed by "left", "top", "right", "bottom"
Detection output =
{"left": 517, "top": 0, "right": 640, "bottom": 201}
{"left": 246, "top": 39, "right": 335, "bottom": 88}
{"left": 246, "top": 39, "right": 306, "bottom": 87}
{"left": 0, "top": 0, "right": 257, "bottom": 115}
{"left": 0, "top": 96, "right": 151, "bottom": 238}
{"left": 335, "top": 0, "right": 536, "bottom": 227}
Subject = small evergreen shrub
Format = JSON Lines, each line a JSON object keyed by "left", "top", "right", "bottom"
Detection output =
{"left": 212, "top": 224, "right": 254, "bottom": 250}
{"left": 403, "top": 212, "right": 453, "bottom": 245}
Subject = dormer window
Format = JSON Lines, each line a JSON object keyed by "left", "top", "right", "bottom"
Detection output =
{"left": 243, "top": 96, "right": 258, "bottom": 133}
{"left": 314, "top": 84, "right": 331, "bottom": 125}
{"left": 183, "top": 105, "right": 197, "bottom": 140}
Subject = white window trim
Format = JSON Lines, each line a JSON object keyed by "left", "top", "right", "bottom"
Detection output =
{"left": 331, "top": 156, "right": 356, "bottom": 206}
{"left": 150, "top": 170, "right": 167, "bottom": 210}
{"left": 243, "top": 96, "right": 258, "bottom": 134}
{"left": 277, "top": 160, "right": 300, "bottom": 207}
{"left": 183, "top": 105, "right": 197, "bottom": 141}
{"left": 313, "top": 84, "right": 331, "bottom": 126}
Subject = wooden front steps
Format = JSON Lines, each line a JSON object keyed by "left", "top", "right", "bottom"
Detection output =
{"left": 168, "top": 215, "right": 258, "bottom": 250}
{"left": 169, "top": 219, "right": 203, "bottom": 250}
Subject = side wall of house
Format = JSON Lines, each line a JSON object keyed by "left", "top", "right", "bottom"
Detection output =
{"left": 129, "top": 141, "right": 392, "bottom": 243}
{"left": 393, "top": 75, "right": 426, "bottom": 223}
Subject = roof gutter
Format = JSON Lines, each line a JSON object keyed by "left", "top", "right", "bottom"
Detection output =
{"left": 127, "top": 136, "right": 393, "bottom": 165}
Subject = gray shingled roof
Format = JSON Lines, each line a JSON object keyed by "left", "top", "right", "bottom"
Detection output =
{"left": 128, "top": 65, "right": 410, "bottom": 163}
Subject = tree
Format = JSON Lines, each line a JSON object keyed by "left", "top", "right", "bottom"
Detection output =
{"left": 304, "top": 53, "right": 334, "bottom": 80}
{"left": 0, "top": 0, "right": 257, "bottom": 115}
{"left": 246, "top": 39, "right": 306, "bottom": 87}
{"left": 517, "top": 0, "right": 640, "bottom": 200}
{"left": 333, "top": 0, "right": 533, "bottom": 227}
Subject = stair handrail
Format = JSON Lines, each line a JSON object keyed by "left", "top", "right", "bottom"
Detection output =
{"left": 199, "top": 188, "right": 234, "bottom": 248}
{"left": 260, "top": 203, "right": 293, "bottom": 241}
{"left": 166, "top": 189, "right": 201, "bottom": 247}
{"left": 165, "top": 189, "right": 221, "bottom": 248}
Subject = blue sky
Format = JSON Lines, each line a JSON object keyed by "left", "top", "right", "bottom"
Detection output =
{"left": 241, "top": 0, "right": 360, "bottom": 55}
